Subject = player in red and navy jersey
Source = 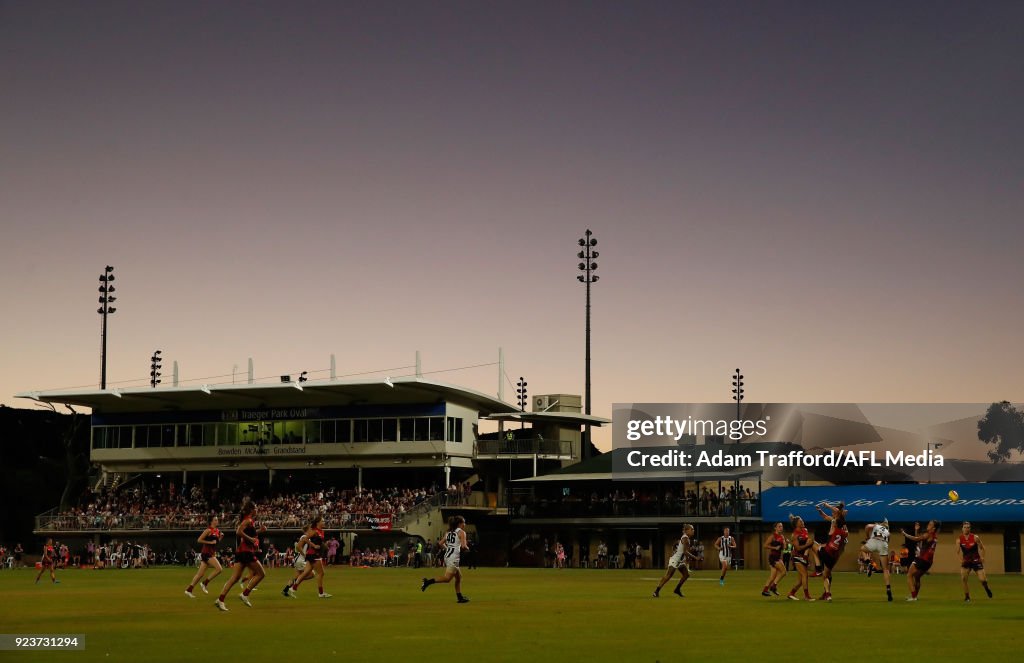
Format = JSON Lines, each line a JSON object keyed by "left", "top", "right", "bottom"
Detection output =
{"left": 215, "top": 501, "right": 267, "bottom": 611}
{"left": 902, "top": 519, "right": 939, "bottom": 601}
{"left": 957, "top": 521, "right": 992, "bottom": 602}
{"left": 812, "top": 501, "right": 848, "bottom": 602}
{"left": 287, "top": 515, "right": 332, "bottom": 598}
{"left": 185, "top": 515, "right": 224, "bottom": 598}
{"left": 34, "top": 538, "right": 59, "bottom": 585}
{"left": 786, "top": 516, "right": 815, "bottom": 601}
{"left": 761, "top": 522, "right": 787, "bottom": 597}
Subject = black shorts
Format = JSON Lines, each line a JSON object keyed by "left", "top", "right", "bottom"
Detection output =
{"left": 769, "top": 555, "right": 782, "bottom": 566}
{"left": 235, "top": 551, "right": 256, "bottom": 565}
{"left": 912, "top": 559, "right": 932, "bottom": 573}
{"left": 819, "top": 550, "right": 838, "bottom": 569}
{"left": 900, "top": 556, "right": 914, "bottom": 568}
{"left": 962, "top": 561, "right": 984, "bottom": 572}
{"left": 200, "top": 552, "right": 214, "bottom": 563}
{"left": 305, "top": 555, "right": 320, "bottom": 564}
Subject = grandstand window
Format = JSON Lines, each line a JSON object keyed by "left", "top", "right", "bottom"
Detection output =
{"left": 161, "top": 424, "right": 175, "bottom": 447}
{"left": 354, "top": 419, "right": 369, "bottom": 443}
{"left": 320, "top": 420, "right": 336, "bottom": 443}
{"left": 281, "top": 420, "right": 304, "bottom": 444}
{"left": 399, "top": 418, "right": 416, "bottom": 441}
{"left": 139, "top": 424, "right": 162, "bottom": 447}
{"left": 447, "top": 417, "right": 463, "bottom": 442}
{"left": 413, "top": 417, "right": 429, "bottom": 441}
{"left": 175, "top": 425, "right": 188, "bottom": 446}
{"left": 367, "top": 419, "right": 384, "bottom": 442}
{"left": 91, "top": 427, "right": 106, "bottom": 449}
{"left": 429, "top": 417, "right": 444, "bottom": 441}
{"left": 382, "top": 418, "right": 397, "bottom": 442}
{"left": 188, "top": 423, "right": 205, "bottom": 446}
{"left": 219, "top": 423, "right": 238, "bottom": 446}
{"left": 116, "top": 426, "right": 132, "bottom": 448}
{"left": 336, "top": 419, "right": 352, "bottom": 443}
{"left": 305, "top": 420, "right": 321, "bottom": 443}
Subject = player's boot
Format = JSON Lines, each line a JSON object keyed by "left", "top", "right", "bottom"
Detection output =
{"left": 185, "top": 590, "right": 195, "bottom": 598}
{"left": 240, "top": 593, "right": 252, "bottom": 607}
{"left": 457, "top": 595, "right": 470, "bottom": 603}
{"left": 215, "top": 599, "right": 229, "bottom": 611}
{"left": 886, "top": 587, "right": 893, "bottom": 602}
{"left": 672, "top": 588, "right": 684, "bottom": 597}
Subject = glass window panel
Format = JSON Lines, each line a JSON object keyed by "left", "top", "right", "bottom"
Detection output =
{"left": 429, "top": 418, "right": 444, "bottom": 441}
{"left": 382, "top": 419, "right": 397, "bottom": 442}
{"left": 282, "top": 420, "right": 304, "bottom": 444}
{"left": 305, "top": 421, "right": 321, "bottom": 444}
{"left": 399, "top": 418, "right": 416, "bottom": 442}
{"left": 368, "top": 419, "right": 383, "bottom": 442}
{"left": 336, "top": 420, "right": 352, "bottom": 443}
{"left": 354, "top": 420, "right": 369, "bottom": 443}
{"left": 414, "top": 418, "right": 429, "bottom": 441}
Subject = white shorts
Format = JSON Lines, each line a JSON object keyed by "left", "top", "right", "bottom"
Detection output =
{"left": 294, "top": 555, "right": 306, "bottom": 570}
{"left": 668, "top": 553, "right": 687, "bottom": 570}
{"left": 719, "top": 552, "right": 731, "bottom": 564}
{"left": 865, "top": 538, "right": 889, "bottom": 556}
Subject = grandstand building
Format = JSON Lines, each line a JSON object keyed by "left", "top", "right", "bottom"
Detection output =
{"left": 23, "top": 378, "right": 608, "bottom": 564}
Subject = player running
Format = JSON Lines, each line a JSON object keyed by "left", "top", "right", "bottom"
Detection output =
{"left": 286, "top": 516, "right": 331, "bottom": 598}
{"left": 902, "top": 519, "right": 939, "bottom": 602}
{"left": 761, "top": 522, "right": 787, "bottom": 597}
{"left": 185, "top": 516, "right": 223, "bottom": 597}
{"left": 653, "top": 524, "right": 697, "bottom": 598}
{"left": 34, "top": 538, "right": 59, "bottom": 585}
{"left": 957, "top": 521, "right": 992, "bottom": 602}
{"left": 861, "top": 518, "right": 893, "bottom": 602}
{"left": 715, "top": 526, "right": 737, "bottom": 585}
{"left": 282, "top": 524, "right": 315, "bottom": 597}
{"left": 215, "top": 501, "right": 267, "bottom": 611}
{"left": 813, "top": 501, "right": 848, "bottom": 602}
{"left": 786, "top": 516, "right": 815, "bottom": 601}
{"left": 421, "top": 515, "right": 470, "bottom": 603}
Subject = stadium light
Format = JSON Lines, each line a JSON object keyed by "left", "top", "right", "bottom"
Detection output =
{"left": 516, "top": 377, "right": 528, "bottom": 430}
{"left": 298, "top": 371, "right": 308, "bottom": 383}
{"left": 577, "top": 229, "right": 599, "bottom": 459}
{"left": 150, "top": 350, "right": 162, "bottom": 388}
{"left": 732, "top": 368, "right": 744, "bottom": 435}
{"left": 97, "top": 265, "right": 116, "bottom": 389}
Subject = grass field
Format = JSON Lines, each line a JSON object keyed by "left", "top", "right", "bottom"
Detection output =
{"left": 2, "top": 566, "right": 1023, "bottom": 662}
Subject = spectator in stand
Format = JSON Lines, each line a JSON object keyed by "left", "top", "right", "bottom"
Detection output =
{"left": 327, "top": 537, "right": 339, "bottom": 566}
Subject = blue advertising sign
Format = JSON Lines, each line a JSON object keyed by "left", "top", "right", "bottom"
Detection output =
{"left": 761, "top": 483, "right": 1024, "bottom": 523}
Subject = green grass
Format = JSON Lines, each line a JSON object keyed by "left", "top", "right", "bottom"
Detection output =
{"left": 2, "top": 566, "right": 1022, "bottom": 662}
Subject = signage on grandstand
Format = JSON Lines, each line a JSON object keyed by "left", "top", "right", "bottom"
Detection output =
{"left": 761, "top": 483, "right": 1024, "bottom": 523}
{"left": 366, "top": 514, "right": 392, "bottom": 531}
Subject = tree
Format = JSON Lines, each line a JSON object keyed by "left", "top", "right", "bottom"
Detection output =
{"left": 977, "top": 401, "right": 1024, "bottom": 463}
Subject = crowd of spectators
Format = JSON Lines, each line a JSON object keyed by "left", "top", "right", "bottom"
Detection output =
{"left": 41, "top": 480, "right": 442, "bottom": 532}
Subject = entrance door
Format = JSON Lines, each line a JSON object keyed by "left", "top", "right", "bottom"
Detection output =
{"left": 1005, "top": 526, "right": 1021, "bottom": 573}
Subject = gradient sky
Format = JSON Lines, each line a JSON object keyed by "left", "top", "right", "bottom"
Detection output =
{"left": 2, "top": 1, "right": 1022, "bottom": 450}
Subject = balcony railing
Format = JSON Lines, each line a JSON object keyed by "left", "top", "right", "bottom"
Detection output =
{"left": 475, "top": 438, "right": 573, "bottom": 457}
{"left": 35, "top": 511, "right": 395, "bottom": 533}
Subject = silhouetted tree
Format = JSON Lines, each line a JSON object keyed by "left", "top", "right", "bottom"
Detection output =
{"left": 978, "top": 401, "right": 1024, "bottom": 463}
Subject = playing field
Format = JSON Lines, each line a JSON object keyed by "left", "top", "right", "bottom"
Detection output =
{"left": 2, "top": 566, "right": 1022, "bottom": 662}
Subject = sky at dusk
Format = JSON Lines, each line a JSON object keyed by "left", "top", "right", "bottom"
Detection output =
{"left": 2, "top": 1, "right": 1023, "bottom": 450}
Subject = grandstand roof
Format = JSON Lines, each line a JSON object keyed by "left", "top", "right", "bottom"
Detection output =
{"left": 18, "top": 377, "right": 517, "bottom": 415}
{"left": 481, "top": 411, "right": 611, "bottom": 426}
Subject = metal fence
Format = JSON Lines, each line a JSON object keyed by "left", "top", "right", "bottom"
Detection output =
{"left": 475, "top": 438, "right": 573, "bottom": 456}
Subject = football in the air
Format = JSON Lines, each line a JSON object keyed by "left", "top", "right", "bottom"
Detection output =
{"left": 948, "top": 489, "right": 960, "bottom": 502}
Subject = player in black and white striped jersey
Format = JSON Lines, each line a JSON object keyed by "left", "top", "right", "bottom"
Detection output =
{"left": 653, "top": 525, "right": 697, "bottom": 598}
{"left": 420, "top": 516, "right": 470, "bottom": 603}
{"left": 715, "top": 527, "right": 737, "bottom": 586}
{"left": 862, "top": 519, "right": 893, "bottom": 601}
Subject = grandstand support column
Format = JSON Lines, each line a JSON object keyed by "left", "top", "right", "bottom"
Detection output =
{"left": 248, "top": 358, "right": 254, "bottom": 384}
{"left": 444, "top": 461, "right": 451, "bottom": 489}
{"left": 173, "top": 361, "right": 179, "bottom": 387}
{"left": 357, "top": 466, "right": 362, "bottom": 492}
{"left": 416, "top": 350, "right": 422, "bottom": 377}
{"left": 533, "top": 453, "right": 538, "bottom": 477}
{"left": 330, "top": 354, "right": 336, "bottom": 380}
{"left": 182, "top": 470, "right": 187, "bottom": 487}
{"left": 268, "top": 468, "right": 275, "bottom": 486}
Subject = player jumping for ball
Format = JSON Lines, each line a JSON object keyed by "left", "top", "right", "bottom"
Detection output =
{"left": 861, "top": 518, "right": 893, "bottom": 602}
